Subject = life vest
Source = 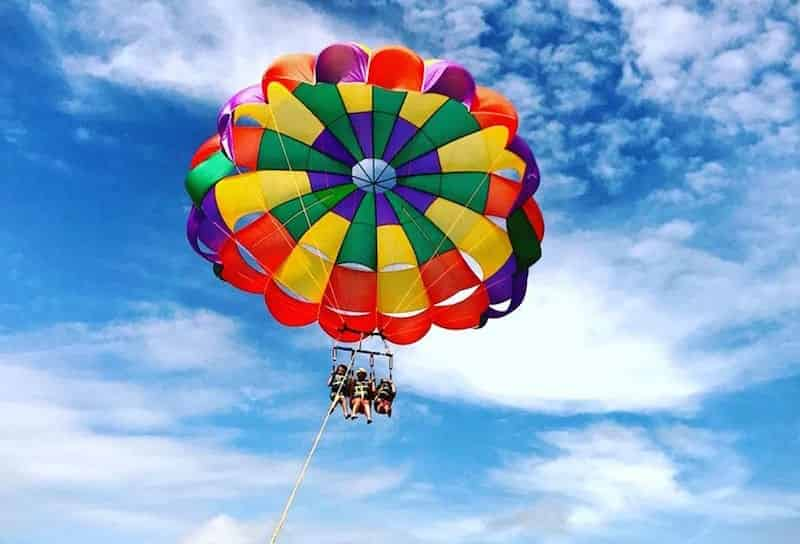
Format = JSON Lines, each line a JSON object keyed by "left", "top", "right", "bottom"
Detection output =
{"left": 376, "top": 381, "right": 394, "bottom": 400}
{"left": 352, "top": 378, "right": 371, "bottom": 398}
{"left": 330, "top": 373, "right": 347, "bottom": 392}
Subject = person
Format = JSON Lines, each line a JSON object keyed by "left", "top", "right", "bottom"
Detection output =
{"left": 349, "top": 367, "right": 374, "bottom": 424}
{"left": 327, "top": 364, "right": 351, "bottom": 419}
{"left": 373, "top": 378, "right": 397, "bottom": 417}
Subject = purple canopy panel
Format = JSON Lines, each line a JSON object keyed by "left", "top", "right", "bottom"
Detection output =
{"left": 217, "top": 84, "right": 264, "bottom": 163}
{"left": 198, "top": 189, "right": 231, "bottom": 247}
{"left": 313, "top": 129, "right": 355, "bottom": 165}
{"left": 187, "top": 207, "right": 219, "bottom": 263}
{"left": 393, "top": 186, "right": 437, "bottom": 214}
{"left": 395, "top": 150, "right": 441, "bottom": 176}
{"left": 422, "top": 60, "right": 477, "bottom": 108}
{"left": 484, "top": 256, "right": 517, "bottom": 304}
{"left": 508, "top": 135, "right": 540, "bottom": 209}
{"left": 375, "top": 193, "right": 400, "bottom": 225}
{"left": 382, "top": 118, "right": 418, "bottom": 163}
{"left": 308, "top": 172, "right": 352, "bottom": 191}
{"left": 482, "top": 269, "right": 529, "bottom": 320}
{"left": 332, "top": 190, "right": 366, "bottom": 221}
{"left": 349, "top": 112, "right": 373, "bottom": 158}
{"left": 187, "top": 191, "right": 231, "bottom": 264}
{"left": 315, "top": 43, "right": 369, "bottom": 83}
{"left": 200, "top": 187, "right": 228, "bottom": 233}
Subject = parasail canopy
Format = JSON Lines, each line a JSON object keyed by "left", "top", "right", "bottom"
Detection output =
{"left": 185, "top": 43, "right": 544, "bottom": 345}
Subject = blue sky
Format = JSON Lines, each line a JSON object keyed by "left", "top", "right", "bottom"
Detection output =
{"left": 2, "top": 0, "right": 799, "bottom": 542}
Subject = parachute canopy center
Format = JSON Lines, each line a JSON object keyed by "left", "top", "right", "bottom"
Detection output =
{"left": 351, "top": 158, "right": 397, "bottom": 194}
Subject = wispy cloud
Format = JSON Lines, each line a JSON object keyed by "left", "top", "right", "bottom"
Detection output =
{"left": 31, "top": 0, "right": 398, "bottom": 104}
{"left": 183, "top": 421, "right": 800, "bottom": 544}
{"left": 484, "top": 422, "right": 800, "bottom": 538}
{"left": 614, "top": 0, "right": 798, "bottom": 136}
{"left": 3, "top": 305, "right": 260, "bottom": 372}
{"left": 402, "top": 178, "right": 800, "bottom": 412}
{"left": 1, "top": 306, "right": 407, "bottom": 538}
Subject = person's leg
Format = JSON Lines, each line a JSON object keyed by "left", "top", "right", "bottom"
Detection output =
{"left": 337, "top": 396, "right": 349, "bottom": 418}
{"left": 364, "top": 399, "right": 372, "bottom": 423}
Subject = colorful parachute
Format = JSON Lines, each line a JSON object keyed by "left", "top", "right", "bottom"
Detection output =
{"left": 185, "top": 43, "right": 544, "bottom": 345}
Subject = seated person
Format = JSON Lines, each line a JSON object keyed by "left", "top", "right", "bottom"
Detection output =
{"left": 327, "top": 363, "right": 351, "bottom": 419}
{"left": 349, "top": 368, "right": 374, "bottom": 424}
{"left": 373, "top": 378, "right": 397, "bottom": 417}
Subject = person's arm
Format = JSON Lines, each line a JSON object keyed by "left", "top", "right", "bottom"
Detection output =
{"left": 327, "top": 373, "right": 334, "bottom": 387}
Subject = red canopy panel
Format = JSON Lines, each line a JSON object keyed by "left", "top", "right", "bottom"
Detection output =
{"left": 262, "top": 53, "right": 316, "bottom": 94}
{"left": 420, "top": 249, "right": 481, "bottom": 305}
{"left": 432, "top": 284, "right": 489, "bottom": 329}
{"left": 265, "top": 278, "right": 319, "bottom": 326}
{"left": 323, "top": 265, "right": 377, "bottom": 313}
{"left": 367, "top": 46, "right": 425, "bottom": 91}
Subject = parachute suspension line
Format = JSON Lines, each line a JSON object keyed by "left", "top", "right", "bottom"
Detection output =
{"left": 205, "top": 112, "right": 335, "bottom": 311}
{"left": 385, "top": 163, "right": 497, "bottom": 329}
{"left": 264, "top": 100, "right": 346, "bottom": 315}
{"left": 268, "top": 337, "right": 362, "bottom": 544}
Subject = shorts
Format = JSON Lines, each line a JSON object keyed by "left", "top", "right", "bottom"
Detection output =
{"left": 375, "top": 398, "right": 392, "bottom": 413}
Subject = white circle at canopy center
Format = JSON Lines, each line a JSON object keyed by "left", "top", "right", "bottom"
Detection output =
{"left": 352, "top": 158, "right": 397, "bottom": 193}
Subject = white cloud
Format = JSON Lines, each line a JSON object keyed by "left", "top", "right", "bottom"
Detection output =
{"left": 685, "top": 161, "right": 729, "bottom": 194}
{"left": 563, "top": 0, "right": 608, "bottom": 23}
{"left": 3, "top": 306, "right": 260, "bottom": 372}
{"left": 182, "top": 514, "right": 424, "bottom": 544}
{"left": 584, "top": 117, "right": 661, "bottom": 191}
{"left": 708, "top": 72, "right": 796, "bottom": 127}
{"left": 35, "top": 0, "right": 397, "bottom": 103}
{"left": 2, "top": 122, "right": 27, "bottom": 144}
{"left": 506, "top": 31, "right": 532, "bottom": 54}
{"left": 403, "top": 228, "right": 708, "bottom": 414}
{"left": 708, "top": 48, "right": 757, "bottom": 89}
{"left": 751, "top": 20, "right": 795, "bottom": 65}
{"left": 499, "top": 0, "right": 560, "bottom": 30}
{"left": 491, "top": 423, "right": 691, "bottom": 528}
{"left": 485, "top": 422, "right": 800, "bottom": 537}
{"left": 182, "top": 515, "right": 267, "bottom": 544}
{"left": 539, "top": 171, "right": 588, "bottom": 200}
{"left": 496, "top": 72, "right": 545, "bottom": 120}
{"left": 0, "top": 386, "right": 300, "bottom": 533}
{"left": 1, "top": 306, "right": 407, "bottom": 539}
{"left": 656, "top": 424, "right": 736, "bottom": 461}
{"left": 27, "top": 0, "right": 57, "bottom": 30}
{"left": 401, "top": 185, "right": 800, "bottom": 413}
{"left": 0, "top": 363, "right": 234, "bottom": 433}
{"left": 181, "top": 421, "right": 800, "bottom": 544}
{"left": 613, "top": 0, "right": 798, "bottom": 138}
